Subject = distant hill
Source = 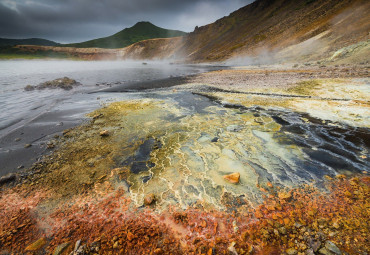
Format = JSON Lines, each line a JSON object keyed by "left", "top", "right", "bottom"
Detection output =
{"left": 0, "top": 38, "right": 59, "bottom": 47}
{"left": 64, "top": 21, "right": 187, "bottom": 49}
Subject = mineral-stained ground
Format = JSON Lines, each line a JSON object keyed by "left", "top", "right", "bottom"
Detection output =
{"left": 0, "top": 66, "right": 369, "bottom": 255}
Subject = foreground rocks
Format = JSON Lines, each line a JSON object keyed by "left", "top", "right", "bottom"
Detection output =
{"left": 24, "top": 77, "right": 80, "bottom": 91}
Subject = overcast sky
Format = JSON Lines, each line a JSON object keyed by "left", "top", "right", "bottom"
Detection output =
{"left": 0, "top": 0, "right": 254, "bottom": 43}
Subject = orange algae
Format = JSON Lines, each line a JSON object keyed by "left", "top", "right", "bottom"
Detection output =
{"left": 0, "top": 175, "right": 368, "bottom": 254}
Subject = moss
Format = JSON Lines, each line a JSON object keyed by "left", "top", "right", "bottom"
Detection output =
{"left": 287, "top": 80, "right": 322, "bottom": 95}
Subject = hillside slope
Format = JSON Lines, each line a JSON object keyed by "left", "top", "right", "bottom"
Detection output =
{"left": 65, "top": 22, "right": 186, "bottom": 49}
{"left": 117, "top": 0, "right": 369, "bottom": 63}
{"left": 176, "top": 0, "right": 369, "bottom": 62}
{"left": 0, "top": 38, "right": 59, "bottom": 47}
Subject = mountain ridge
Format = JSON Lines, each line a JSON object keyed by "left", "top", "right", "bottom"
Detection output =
{"left": 0, "top": 38, "right": 59, "bottom": 47}
{"left": 63, "top": 21, "right": 187, "bottom": 49}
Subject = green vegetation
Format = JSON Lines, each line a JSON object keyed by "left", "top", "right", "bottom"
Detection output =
{"left": 287, "top": 80, "right": 321, "bottom": 95}
{"left": 0, "top": 46, "right": 71, "bottom": 60}
{"left": 0, "top": 38, "right": 59, "bottom": 47}
{"left": 65, "top": 21, "right": 187, "bottom": 49}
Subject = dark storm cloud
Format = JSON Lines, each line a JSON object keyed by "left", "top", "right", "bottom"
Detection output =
{"left": 0, "top": 0, "right": 253, "bottom": 43}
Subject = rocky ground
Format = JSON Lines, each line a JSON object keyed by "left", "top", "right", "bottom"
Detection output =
{"left": 0, "top": 64, "right": 369, "bottom": 255}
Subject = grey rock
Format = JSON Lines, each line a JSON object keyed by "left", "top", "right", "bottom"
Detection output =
{"left": 226, "top": 125, "right": 243, "bottom": 132}
{"left": 325, "top": 241, "right": 341, "bottom": 255}
{"left": 0, "top": 173, "right": 16, "bottom": 185}
{"left": 74, "top": 240, "right": 81, "bottom": 252}
{"left": 305, "top": 248, "right": 315, "bottom": 255}
{"left": 311, "top": 240, "right": 322, "bottom": 253}
{"left": 318, "top": 247, "right": 334, "bottom": 255}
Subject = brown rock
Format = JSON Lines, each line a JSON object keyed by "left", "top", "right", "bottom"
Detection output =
{"left": 144, "top": 193, "right": 156, "bottom": 205}
{"left": 223, "top": 172, "right": 240, "bottom": 184}
{"left": 25, "top": 237, "right": 47, "bottom": 251}
{"left": 200, "top": 220, "right": 207, "bottom": 228}
{"left": 286, "top": 248, "right": 298, "bottom": 255}
{"left": 278, "top": 191, "right": 292, "bottom": 200}
{"left": 127, "top": 231, "right": 134, "bottom": 241}
{"left": 99, "top": 130, "right": 109, "bottom": 137}
{"left": 154, "top": 248, "right": 163, "bottom": 254}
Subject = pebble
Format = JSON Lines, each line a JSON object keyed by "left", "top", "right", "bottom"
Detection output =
{"left": 144, "top": 193, "right": 156, "bottom": 205}
{"left": 223, "top": 172, "right": 240, "bottom": 184}
{"left": 286, "top": 248, "right": 298, "bottom": 255}
{"left": 226, "top": 125, "right": 243, "bottom": 132}
{"left": 99, "top": 130, "right": 109, "bottom": 137}
{"left": 25, "top": 237, "right": 47, "bottom": 251}
{"left": 53, "top": 242, "right": 70, "bottom": 255}
{"left": 278, "top": 191, "right": 292, "bottom": 200}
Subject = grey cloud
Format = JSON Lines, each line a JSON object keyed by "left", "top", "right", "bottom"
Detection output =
{"left": 0, "top": 0, "right": 253, "bottom": 43}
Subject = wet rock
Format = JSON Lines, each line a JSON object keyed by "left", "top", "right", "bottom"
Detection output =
{"left": 24, "top": 85, "right": 35, "bottom": 91}
{"left": 53, "top": 242, "right": 70, "bottom": 255}
{"left": 0, "top": 173, "right": 16, "bottom": 185}
{"left": 144, "top": 193, "right": 156, "bottom": 205}
{"left": 24, "top": 143, "right": 32, "bottom": 148}
{"left": 99, "top": 130, "right": 109, "bottom": 137}
{"left": 286, "top": 248, "right": 298, "bottom": 255}
{"left": 47, "top": 141, "right": 55, "bottom": 149}
{"left": 223, "top": 172, "right": 240, "bottom": 184}
{"left": 92, "top": 113, "right": 103, "bottom": 120}
{"left": 28, "top": 77, "right": 80, "bottom": 90}
{"left": 211, "top": 137, "right": 219, "bottom": 142}
{"left": 324, "top": 241, "right": 341, "bottom": 254}
{"left": 25, "top": 237, "right": 47, "bottom": 252}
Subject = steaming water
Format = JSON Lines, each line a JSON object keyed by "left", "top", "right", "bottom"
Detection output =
{"left": 0, "top": 60, "right": 215, "bottom": 137}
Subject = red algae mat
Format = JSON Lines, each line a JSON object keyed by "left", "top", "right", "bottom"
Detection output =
{"left": 1, "top": 175, "right": 369, "bottom": 254}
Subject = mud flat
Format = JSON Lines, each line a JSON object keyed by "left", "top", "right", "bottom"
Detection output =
{"left": 0, "top": 65, "right": 369, "bottom": 254}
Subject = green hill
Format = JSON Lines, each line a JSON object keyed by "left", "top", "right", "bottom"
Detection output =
{"left": 0, "top": 38, "right": 59, "bottom": 47}
{"left": 64, "top": 21, "right": 187, "bottom": 49}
